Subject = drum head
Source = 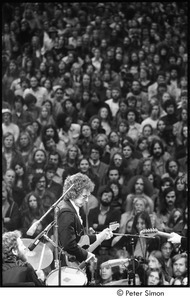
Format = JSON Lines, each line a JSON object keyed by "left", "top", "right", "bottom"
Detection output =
{"left": 46, "top": 267, "right": 87, "bottom": 286}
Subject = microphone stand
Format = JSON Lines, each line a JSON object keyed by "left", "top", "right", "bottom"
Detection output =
{"left": 27, "top": 184, "right": 74, "bottom": 286}
{"left": 54, "top": 207, "right": 59, "bottom": 269}
{"left": 85, "top": 200, "right": 89, "bottom": 235}
{"left": 43, "top": 234, "right": 64, "bottom": 287}
{"left": 130, "top": 238, "right": 136, "bottom": 286}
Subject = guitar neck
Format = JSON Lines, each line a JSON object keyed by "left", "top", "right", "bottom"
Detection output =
{"left": 88, "top": 234, "right": 106, "bottom": 253}
{"left": 157, "top": 231, "right": 171, "bottom": 239}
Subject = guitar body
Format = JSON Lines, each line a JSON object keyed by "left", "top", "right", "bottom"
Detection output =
{"left": 66, "top": 223, "right": 119, "bottom": 268}
{"left": 78, "top": 235, "right": 90, "bottom": 248}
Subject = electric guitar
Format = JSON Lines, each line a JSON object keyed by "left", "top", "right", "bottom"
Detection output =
{"left": 140, "top": 228, "right": 172, "bottom": 239}
{"left": 66, "top": 222, "right": 119, "bottom": 268}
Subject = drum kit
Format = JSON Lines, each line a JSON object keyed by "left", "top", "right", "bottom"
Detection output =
{"left": 22, "top": 238, "right": 88, "bottom": 286}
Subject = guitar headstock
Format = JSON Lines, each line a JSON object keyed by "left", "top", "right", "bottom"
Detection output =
{"left": 109, "top": 222, "right": 119, "bottom": 232}
{"left": 140, "top": 228, "right": 159, "bottom": 237}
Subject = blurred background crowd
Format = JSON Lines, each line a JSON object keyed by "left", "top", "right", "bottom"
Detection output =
{"left": 2, "top": 2, "right": 188, "bottom": 286}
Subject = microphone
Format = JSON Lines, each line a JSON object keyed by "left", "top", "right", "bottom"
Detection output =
{"left": 101, "top": 258, "right": 131, "bottom": 268}
{"left": 26, "top": 220, "right": 41, "bottom": 236}
{"left": 28, "top": 222, "right": 54, "bottom": 251}
{"left": 78, "top": 254, "right": 95, "bottom": 269}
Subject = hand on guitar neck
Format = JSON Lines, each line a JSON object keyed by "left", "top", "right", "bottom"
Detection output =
{"left": 140, "top": 228, "right": 172, "bottom": 239}
{"left": 66, "top": 223, "right": 119, "bottom": 268}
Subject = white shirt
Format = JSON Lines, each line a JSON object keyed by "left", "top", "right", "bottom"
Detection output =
{"left": 70, "top": 200, "right": 83, "bottom": 224}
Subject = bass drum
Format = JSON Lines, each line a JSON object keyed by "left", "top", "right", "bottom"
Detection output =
{"left": 46, "top": 266, "right": 87, "bottom": 286}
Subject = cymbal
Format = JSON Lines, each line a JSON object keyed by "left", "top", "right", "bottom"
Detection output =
{"left": 22, "top": 239, "right": 53, "bottom": 270}
{"left": 104, "top": 279, "right": 129, "bottom": 286}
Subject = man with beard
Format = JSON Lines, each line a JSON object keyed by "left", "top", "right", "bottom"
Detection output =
{"left": 159, "top": 99, "right": 178, "bottom": 134}
{"left": 125, "top": 108, "right": 141, "bottom": 143}
{"left": 170, "top": 253, "right": 188, "bottom": 285}
{"left": 2, "top": 230, "right": 45, "bottom": 286}
{"left": 150, "top": 139, "right": 171, "bottom": 177}
{"left": 126, "top": 80, "right": 149, "bottom": 117}
{"left": 88, "top": 187, "right": 121, "bottom": 254}
{"left": 162, "top": 159, "right": 184, "bottom": 184}
{"left": 105, "top": 87, "right": 121, "bottom": 118}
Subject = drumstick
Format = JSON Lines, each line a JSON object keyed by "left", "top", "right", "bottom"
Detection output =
{"left": 37, "top": 243, "right": 46, "bottom": 272}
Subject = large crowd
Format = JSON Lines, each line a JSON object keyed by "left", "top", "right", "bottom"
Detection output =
{"left": 2, "top": 2, "right": 188, "bottom": 286}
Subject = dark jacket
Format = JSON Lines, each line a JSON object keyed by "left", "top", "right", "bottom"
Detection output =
{"left": 88, "top": 206, "right": 121, "bottom": 249}
{"left": 2, "top": 259, "right": 44, "bottom": 286}
{"left": 3, "top": 201, "right": 21, "bottom": 231}
{"left": 58, "top": 200, "right": 96, "bottom": 263}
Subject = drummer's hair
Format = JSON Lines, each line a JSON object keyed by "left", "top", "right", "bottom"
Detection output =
{"left": 2, "top": 230, "right": 22, "bottom": 262}
{"left": 59, "top": 172, "right": 95, "bottom": 205}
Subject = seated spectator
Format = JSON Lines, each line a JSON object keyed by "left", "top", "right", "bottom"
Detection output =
{"left": 2, "top": 180, "right": 21, "bottom": 232}
{"left": 88, "top": 115, "right": 106, "bottom": 141}
{"left": 2, "top": 132, "right": 24, "bottom": 172}
{"left": 44, "top": 163, "right": 63, "bottom": 200}
{"left": 106, "top": 180, "right": 125, "bottom": 213}
{"left": 24, "top": 93, "right": 41, "bottom": 121}
{"left": 56, "top": 113, "right": 81, "bottom": 147}
{"left": 156, "top": 187, "right": 178, "bottom": 232}
{"left": 98, "top": 106, "right": 112, "bottom": 136}
{"left": 2, "top": 109, "right": 20, "bottom": 142}
{"left": 20, "top": 191, "right": 46, "bottom": 238}
{"left": 11, "top": 95, "right": 33, "bottom": 131}
{"left": 107, "top": 130, "right": 122, "bottom": 159}
{"left": 125, "top": 108, "right": 141, "bottom": 144}
{"left": 170, "top": 253, "right": 188, "bottom": 285}
{"left": 162, "top": 159, "right": 184, "bottom": 184}
{"left": 17, "top": 130, "right": 35, "bottom": 166}
{"left": 146, "top": 250, "right": 171, "bottom": 284}
{"left": 88, "top": 187, "right": 121, "bottom": 254}
{"left": 39, "top": 124, "right": 67, "bottom": 154}
{"left": 149, "top": 139, "right": 171, "bottom": 177}
{"left": 146, "top": 268, "right": 165, "bottom": 286}
{"left": 121, "top": 141, "right": 140, "bottom": 176}
{"left": 37, "top": 105, "right": 55, "bottom": 129}
{"left": 77, "top": 157, "right": 99, "bottom": 198}
{"left": 88, "top": 144, "right": 109, "bottom": 186}
{"left": 23, "top": 76, "right": 48, "bottom": 108}
{"left": 48, "top": 151, "right": 64, "bottom": 185}
{"left": 26, "top": 148, "right": 48, "bottom": 185}
{"left": 123, "top": 175, "right": 154, "bottom": 214}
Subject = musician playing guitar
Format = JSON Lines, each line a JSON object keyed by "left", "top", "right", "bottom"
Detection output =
{"left": 57, "top": 173, "right": 114, "bottom": 266}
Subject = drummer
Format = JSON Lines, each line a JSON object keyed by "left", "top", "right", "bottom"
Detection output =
{"left": 2, "top": 230, "right": 45, "bottom": 286}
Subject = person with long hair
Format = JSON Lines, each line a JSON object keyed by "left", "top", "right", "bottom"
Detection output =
{"left": 146, "top": 268, "right": 165, "bottom": 286}
{"left": 98, "top": 106, "right": 112, "bottom": 136}
{"left": 26, "top": 148, "right": 47, "bottom": 187}
{"left": 123, "top": 175, "right": 154, "bottom": 215}
{"left": 2, "top": 109, "right": 20, "bottom": 142}
{"left": 2, "top": 132, "right": 23, "bottom": 173}
{"left": 2, "top": 180, "right": 21, "bottom": 232}
{"left": 57, "top": 173, "right": 113, "bottom": 266}
{"left": 37, "top": 105, "right": 55, "bottom": 129}
{"left": 20, "top": 191, "right": 46, "bottom": 238}
{"left": 121, "top": 141, "right": 140, "bottom": 176}
{"left": 40, "top": 124, "right": 67, "bottom": 154}
{"left": 88, "top": 115, "right": 106, "bottom": 141}
{"left": 17, "top": 130, "right": 35, "bottom": 166}
{"left": 156, "top": 187, "right": 177, "bottom": 232}
{"left": 174, "top": 175, "right": 187, "bottom": 211}
{"left": 62, "top": 144, "right": 82, "bottom": 183}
